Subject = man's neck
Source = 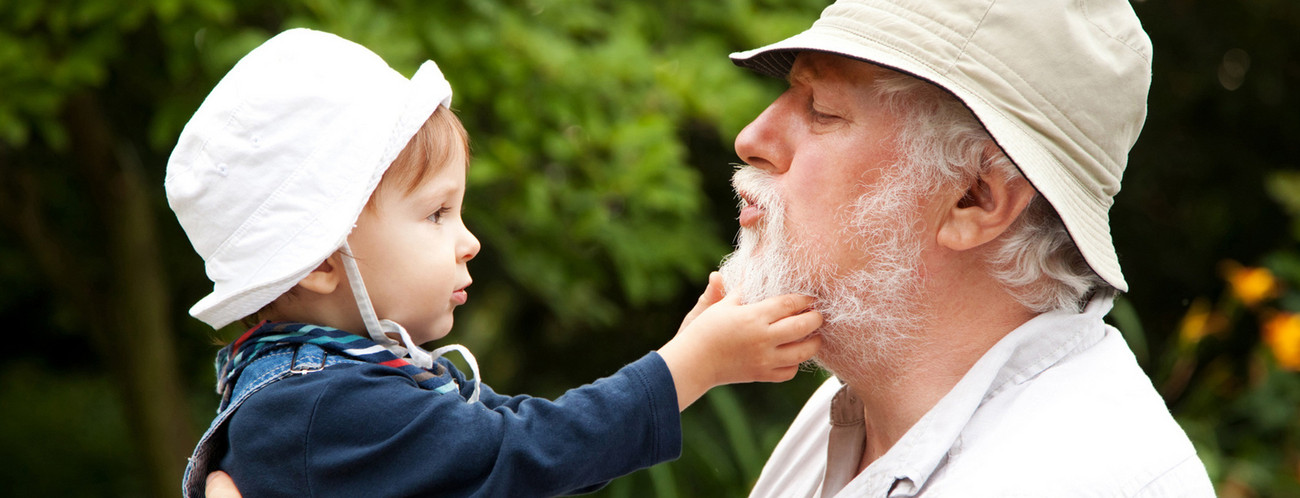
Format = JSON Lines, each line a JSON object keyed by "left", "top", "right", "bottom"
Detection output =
{"left": 842, "top": 284, "right": 1037, "bottom": 471}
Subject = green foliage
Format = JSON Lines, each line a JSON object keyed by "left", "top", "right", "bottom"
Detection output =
{"left": 0, "top": 361, "right": 143, "bottom": 497}
{"left": 1268, "top": 171, "right": 1300, "bottom": 239}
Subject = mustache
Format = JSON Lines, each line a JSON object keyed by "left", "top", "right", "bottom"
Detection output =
{"left": 731, "top": 165, "right": 782, "bottom": 217}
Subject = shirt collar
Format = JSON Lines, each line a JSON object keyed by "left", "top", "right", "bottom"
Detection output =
{"left": 842, "top": 292, "right": 1115, "bottom": 496}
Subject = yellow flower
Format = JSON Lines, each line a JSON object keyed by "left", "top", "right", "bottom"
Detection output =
{"left": 1179, "top": 297, "right": 1225, "bottom": 346}
{"left": 1221, "top": 260, "right": 1280, "bottom": 307}
{"left": 1263, "top": 311, "right": 1300, "bottom": 371}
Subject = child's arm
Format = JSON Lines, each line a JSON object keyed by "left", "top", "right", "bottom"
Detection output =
{"left": 657, "top": 272, "right": 823, "bottom": 411}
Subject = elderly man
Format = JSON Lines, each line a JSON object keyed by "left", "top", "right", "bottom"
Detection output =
{"left": 206, "top": 0, "right": 1213, "bottom": 496}
{"left": 724, "top": 0, "right": 1213, "bottom": 496}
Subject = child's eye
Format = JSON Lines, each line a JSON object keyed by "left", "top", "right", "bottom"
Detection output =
{"left": 428, "top": 207, "right": 451, "bottom": 223}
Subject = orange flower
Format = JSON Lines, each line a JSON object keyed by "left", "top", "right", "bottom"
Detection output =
{"left": 1179, "top": 297, "right": 1226, "bottom": 346}
{"left": 1222, "top": 261, "right": 1281, "bottom": 307}
{"left": 1263, "top": 311, "right": 1300, "bottom": 371}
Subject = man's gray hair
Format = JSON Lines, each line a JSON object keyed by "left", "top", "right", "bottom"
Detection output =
{"left": 873, "top": 70, "right": 1109, "bottom": 313}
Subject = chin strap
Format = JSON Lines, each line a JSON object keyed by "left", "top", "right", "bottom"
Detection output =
{"left": 428, "top": 344, "right": 480, "bottom": 404}
{"left": 339, "top": 241, "right": 481, "bottom": 403}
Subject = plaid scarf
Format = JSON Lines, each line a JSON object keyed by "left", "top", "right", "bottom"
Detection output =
{"left": 215, "top": 321, "right": 456, "bottom": 395}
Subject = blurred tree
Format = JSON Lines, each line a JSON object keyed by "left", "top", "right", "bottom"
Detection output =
{"left": 0, "top": 2, "right": 221, "bottom": 496}
{"left": 1121, "top": 0, "right": 1300, "bottom": 358}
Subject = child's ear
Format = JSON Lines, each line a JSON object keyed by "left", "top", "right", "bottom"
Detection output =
{"left": 936, "top": 159, "right": 1037, "bottom": 252}
{"left": 296, "top": 252, "right": 345, "bottom": 295}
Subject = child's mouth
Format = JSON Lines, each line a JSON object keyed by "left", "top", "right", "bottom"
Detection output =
{"left": 452, "top": 285, "right": 470, "bottom": 305}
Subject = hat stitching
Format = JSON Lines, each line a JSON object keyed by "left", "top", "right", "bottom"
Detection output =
{"left": 985, "top": 119, "right": 1123, "bottom": 288}
{"left": 900, "top": 41, "right": 1127, "bottom": 284}
{"left": 732, "top": 35, "right": 1115, "bottom": 205}
{"left": 904, "top": 60, "right": 1125, "bottom": 290}
{"left": 205, "top": 113, "right": 355, "bottom": 272}
{"left": 1079, "top": 0, "right": 1153, "bottom": 64}
{"left": 164, "top": 96, "right": 250, "bottom": 256}
{"left": 831, "top": 0, "right": 974, "bottom": 41}
{"left": 377, "top": 87, "right": 420, "bottom": 177}
{"left": 820, "top": 6, "right": 967, "bottom": 75}
{"left": 985, "top": 126, "right": 1124, "bottom": 289}
{"left": 192, "top": 98, "right": 249, "bottom": 188}
{"left": 753, "top": 28, "right": 1120, "bottom": 197}
{"left": 200, "top": 37, "right": 399, "bottom": 266}
{"left": 947, "top": 0, "right": 997, "bottom": 78}
{"left": 200, "top": 108, "right": 397, "bottom": 326}
{"left": 955, "top": 39, "right": 1119, "bottom": 188}
{"left": 749, "top": 7, "right": 1130, "bottom": 183}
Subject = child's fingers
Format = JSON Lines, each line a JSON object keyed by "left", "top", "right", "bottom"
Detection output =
{"left": 699, "top": 271, "right": 726, "bottom": 306}
{"left": 749, "top": 293, "right": 817, "bottom": 323}
{"left": 769, "top": 307, "right": 824, "bottom": 342}
{"left": 775, "top": 331, "right": 821, "bottom": 365}
{"left": 709, "top": 271, "right": 725, "bottom": 294}
{"left": 708, "top": 285, "right": 743, "bottom": 309}
{"left": 764, "top": 365, "right": 801, "bottom": 383}
{"left": 756, "top": 334, "right": 819, "bottom": 382}
{"left": 678, "top": 272, "right": 734, "bottom": 334}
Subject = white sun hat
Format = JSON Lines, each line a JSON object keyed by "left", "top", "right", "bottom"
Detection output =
{"left": 730, "top": 0, "right": 1153, "bottom": 292}
{"left": 166, "top": 28, "right": 453, "bottom": 329}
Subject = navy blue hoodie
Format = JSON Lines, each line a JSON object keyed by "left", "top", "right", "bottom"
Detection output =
{"left": 190, "top": 322, "right": 681, "bottom": 497}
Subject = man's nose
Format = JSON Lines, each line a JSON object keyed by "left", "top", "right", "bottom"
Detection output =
{"left": 734, "top": 94, "right": 792, "bottom": 174}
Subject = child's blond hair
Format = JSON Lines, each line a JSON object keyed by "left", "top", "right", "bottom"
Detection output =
{"left": 371, "top": 106, "right": 470, "bottom": 206}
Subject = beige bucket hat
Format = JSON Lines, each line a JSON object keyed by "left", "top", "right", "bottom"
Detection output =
{"left": 166, "top": 28, "right": 453, "bottom": 329}
{"left": 731, "top": 0, "right": 1154, "bottom": 292}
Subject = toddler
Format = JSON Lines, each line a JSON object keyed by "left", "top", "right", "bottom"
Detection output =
{"left": 172, "top": 29, "right": 822, "bottom": 497}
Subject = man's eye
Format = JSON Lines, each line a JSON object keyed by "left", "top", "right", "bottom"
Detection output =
{"left": 808, "top": 101, "right": 839, "bottom": 122}
{"left": 428, "top": 207, "right": 451, "bottom": 223}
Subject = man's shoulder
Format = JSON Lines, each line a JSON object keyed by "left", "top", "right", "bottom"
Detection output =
{"left": 969, "top": 332, "right": 1189, "bottom": 453}
{"left": 944, "top": 330, "right": 1210, "bottom": 494}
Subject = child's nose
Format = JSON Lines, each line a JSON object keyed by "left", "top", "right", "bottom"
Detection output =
{"left": 459, "top": 229, "right": 480, "bottom": 263}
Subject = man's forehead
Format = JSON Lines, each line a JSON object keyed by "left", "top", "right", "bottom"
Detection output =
{"left": 786, "top": 54, "right": 826, "bottom": 86}
{"left": 788, "top": 52, "right": 887, "bottom": 86}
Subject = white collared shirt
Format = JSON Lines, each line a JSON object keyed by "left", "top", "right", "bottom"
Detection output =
{"left": 751, "top": 294, "right": 1214, "bottom": 497}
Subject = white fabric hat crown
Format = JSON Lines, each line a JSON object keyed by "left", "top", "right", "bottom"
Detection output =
{"left": 166, "top": 28, "right": 453, "bottom": 329}
{"left": 730, "top": 0, "right": 1153, "bottom": 291}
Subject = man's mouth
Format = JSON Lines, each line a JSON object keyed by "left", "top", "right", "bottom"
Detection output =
{"left": 738, "top": 192, "right": 764, "bottom": 228}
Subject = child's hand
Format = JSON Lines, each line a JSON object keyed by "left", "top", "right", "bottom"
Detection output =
{"left": 658, "top": 274, "right": 823, "bottom": 411}
{"left": 677, "top": 272, "right": 727, "bottom": 335}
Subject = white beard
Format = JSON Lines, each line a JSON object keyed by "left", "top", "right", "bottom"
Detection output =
{"left": 719, "top": 166, "right": 929, "bottom": 386}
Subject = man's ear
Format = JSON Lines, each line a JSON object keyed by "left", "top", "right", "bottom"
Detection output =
{"left": 296, "top": 252, "right": 345, "bottom": 295}
{"left": 936, "top": 154, "right": 1037, "bottom": 252}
